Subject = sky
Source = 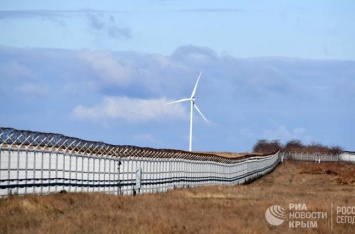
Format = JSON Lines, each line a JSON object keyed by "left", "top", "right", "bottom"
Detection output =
{"left": 0, "top": 0, "right": 354, "bottom": 152}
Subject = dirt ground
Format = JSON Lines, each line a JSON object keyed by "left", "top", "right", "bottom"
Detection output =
{"left": 0, "top": 161, "right": 354, "bottom": 234}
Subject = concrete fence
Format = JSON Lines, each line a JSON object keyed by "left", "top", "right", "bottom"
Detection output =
{"left": 281, "top": 151, "right": 340, "bottom": 162}
{"left": 339, "top": 151, "right": 355, "bottom": 163}
{"left": 281, "top": 151, "right": 355, "bottom": 163}
{"left": 0, "top": 128, "right": 280, "bottom": 197}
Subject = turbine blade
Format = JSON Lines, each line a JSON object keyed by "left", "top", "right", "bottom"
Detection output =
{"left": 191, "top": 70, "right": 203, "bottom": 98}
{"left": 194, "top": 103, "right": 208, "bottom": 123}
{"left": 166, "top": 98, "right": 191, "bottom": 105}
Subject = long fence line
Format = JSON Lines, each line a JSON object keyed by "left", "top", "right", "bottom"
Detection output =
{"left": 281, "top": 151, "right": 355, "bottom": 163}
{"left": 0, "top": 128, "right": 280, "bottom": 197}
{"left": 281, "top": 151, "right": 339, "bottom": 162}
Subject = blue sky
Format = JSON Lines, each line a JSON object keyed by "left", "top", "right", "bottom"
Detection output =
{"left": 1, "top": 0, "right": 354, "bottom": 152}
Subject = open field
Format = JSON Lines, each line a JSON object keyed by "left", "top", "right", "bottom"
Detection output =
{"left": 0, "top": 161, "right": 354, "bottom": 234}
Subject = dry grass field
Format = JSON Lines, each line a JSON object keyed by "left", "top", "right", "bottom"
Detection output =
{"left": 0, "top": 161, "right": 354, "bottom": 234}
{"left": 207, "top": 152, "right": 264, "bottom": 158}
{"left": 203, "top": 152, "right": 250, "bottom": 158}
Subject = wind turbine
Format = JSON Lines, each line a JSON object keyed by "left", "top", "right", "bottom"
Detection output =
{"left": 167, "top": 71, "right": 208, "bottom": 151}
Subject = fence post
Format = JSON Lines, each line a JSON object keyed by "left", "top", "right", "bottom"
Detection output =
{"left": 135, "top": 167, "right": 141, "bottom": 194}
{"left": 280, "top": 153, "right": 285, "bottom": 163}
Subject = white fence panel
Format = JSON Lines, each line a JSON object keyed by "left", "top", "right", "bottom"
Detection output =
{"left": 0, "top": 127, "right": 281, "bottom": 198}
{"left": 0, "top": 148, "right": 281, "bottom": 197}
{"left": 281, "top": 152, "right": 350, "bottom": 163}
{"left": 339, "top": 152, "right": 355, "bottom": 163}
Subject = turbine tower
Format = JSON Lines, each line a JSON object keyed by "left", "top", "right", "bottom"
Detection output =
{"left": 167, "top": 71, "right": 208, "bottom": 151}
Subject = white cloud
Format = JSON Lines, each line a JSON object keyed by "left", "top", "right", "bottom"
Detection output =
{"left": 77, "top": 50, "right": 133, "bottom": 86}
{"left": 0, "top": 61, "right": 33, "bottom": 79}
{"left": 15, "top": 83, "right": 48, "bottom": 98}
{"left": 86, "top": 13, "right": 131, "bottom": 39}
{"left": 151, "top": 54, "right": 181, "bottom": 69}
{"left": 73, "top": 96, "right": 188, "bottom": 122}
{"left": 1, "top": 46, "right": 355, "bottom": 151}
{"left": 171, "top": 45, "right": 218, "bottom": 64}
{"left": 263, "top": 125, "right": 307, "bottom": 141}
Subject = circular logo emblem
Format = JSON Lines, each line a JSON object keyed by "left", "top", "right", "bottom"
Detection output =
{"left": 265, "top": 205, "right": 286, "bottom": 226}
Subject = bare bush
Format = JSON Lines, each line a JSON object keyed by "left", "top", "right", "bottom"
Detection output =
{"left": 284, "top": 139, "right": 303, "bottom": 152}
{"left": 252, "top": 139, "right": 281, "bottom": 154}
{"left": 253, "top": 139, "right": 343, "bottom": 155}
{"left": 329, "top": 145, "right": 344, "bottom": 155}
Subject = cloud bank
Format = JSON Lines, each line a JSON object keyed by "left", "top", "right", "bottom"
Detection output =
{"left": 1, "top": 45, "right": 354, "bottom": 151}
{"left": 0, "top": 9, "right": 131, "bottom": 40}
{"left": 73, "top": 96, "right": 187, "bottom": 122}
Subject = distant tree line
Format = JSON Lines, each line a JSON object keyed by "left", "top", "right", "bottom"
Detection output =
{"left": 252, "top": 139, "right": 343, "bottom": 155}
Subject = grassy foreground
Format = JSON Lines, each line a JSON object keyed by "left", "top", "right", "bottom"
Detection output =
{"left": 0, "top": 161, "right": 354, "bottom": 234}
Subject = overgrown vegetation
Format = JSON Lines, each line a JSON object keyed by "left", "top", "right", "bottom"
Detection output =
{"left": 253, "top": 139, "right": 343, "bottom": 155}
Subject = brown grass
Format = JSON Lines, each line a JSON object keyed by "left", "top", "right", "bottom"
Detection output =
{"left": 201, "top": 152, "right": 265, "bottom": 158}
{"left": 0, "top": 161, "right": 354, "bottom": 234}
{"left": 203, "top": 152, "right": 250, "bottom": 158}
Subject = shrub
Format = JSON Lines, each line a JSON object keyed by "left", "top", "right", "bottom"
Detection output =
{"left": 252, "top": 139, "right": 281, "bottom": 154}
{"left": 252, "top": 139, "right": 343, "bottom": 155}
{"left": 284, "top": 139, "right": 303, "bottom": 152}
